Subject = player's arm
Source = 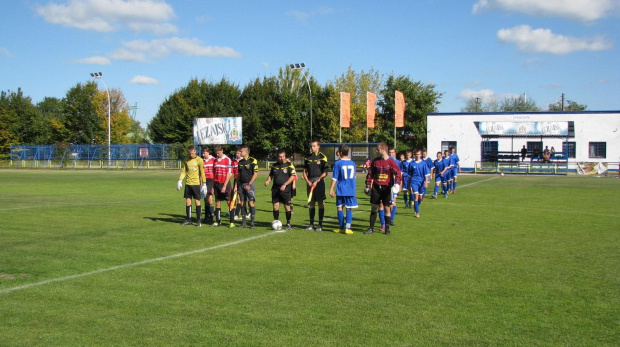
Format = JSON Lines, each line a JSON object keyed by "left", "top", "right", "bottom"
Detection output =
{"left": 329, "top": 178, "right": 337, "bottom": 198}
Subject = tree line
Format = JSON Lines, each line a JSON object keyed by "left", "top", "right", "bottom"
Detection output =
{"left": 1, "top": 65, "right": 586, "bottom": 160}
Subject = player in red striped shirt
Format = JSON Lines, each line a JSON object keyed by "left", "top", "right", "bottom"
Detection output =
{"left": 201, "top": 146, "right": 216, "bottom": 223}
{"left": 211, "top": 145, "right": 234, "bottom": 228}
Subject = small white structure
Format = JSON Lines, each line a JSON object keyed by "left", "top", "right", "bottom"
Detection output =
{"left": 426, "top": 111, "right": 620, "bottom": 172}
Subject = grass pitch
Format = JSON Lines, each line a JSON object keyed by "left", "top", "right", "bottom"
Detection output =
{"left": 0, "top": 170, "right": 618, "bottom": 346}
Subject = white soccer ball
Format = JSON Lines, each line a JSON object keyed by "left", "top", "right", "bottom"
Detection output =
{"left": 501, "top": 173, "right": 505, "bottom": 176}
{"left": 271, "top": 220, "right": 283, "bottom": 231}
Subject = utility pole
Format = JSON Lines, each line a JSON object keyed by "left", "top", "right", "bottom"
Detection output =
{"left": 561, "top": 93, "right": 565, "bottom": 111}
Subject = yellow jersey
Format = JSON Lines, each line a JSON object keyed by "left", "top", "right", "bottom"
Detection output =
{"left": 179, "top": 156, "right": 205, "bottom": 186}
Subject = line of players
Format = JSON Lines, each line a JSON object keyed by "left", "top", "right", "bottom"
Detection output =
{"left": 177, "top": 142, "right": 460, "bottom": 234}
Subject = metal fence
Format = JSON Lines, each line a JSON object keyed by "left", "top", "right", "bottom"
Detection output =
{"left": 10, "top": 144, "right": 186, "bottom": 169}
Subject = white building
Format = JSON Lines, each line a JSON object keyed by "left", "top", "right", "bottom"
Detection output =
{"left": 426, "top": 111, "right": 620, "bottom": 173}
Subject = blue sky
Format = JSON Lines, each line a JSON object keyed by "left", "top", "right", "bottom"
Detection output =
{"left": 1, "top": 0, "right": 619, "bottom": 127}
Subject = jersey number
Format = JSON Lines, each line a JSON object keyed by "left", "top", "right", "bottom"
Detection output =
{"left": 342, "top": 165, "right": 355, "bottom": 179}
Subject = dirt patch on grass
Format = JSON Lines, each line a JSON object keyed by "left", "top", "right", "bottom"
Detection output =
{"left": 0, "top": 273, "right": 30, "bottom": 281}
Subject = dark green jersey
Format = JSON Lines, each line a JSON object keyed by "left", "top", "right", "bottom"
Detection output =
{"left": 237, "top": 156, "right": 258, "bottom": 184}
{"left": 269, "top": 161, "right": 296, "bottom": 187}
{"left": 304, "top": 152, "right": 328, "bottom": 180}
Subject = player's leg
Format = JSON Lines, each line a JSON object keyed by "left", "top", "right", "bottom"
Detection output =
{"left": 182, "top": 195, "right": 193, "bottom": 226}
{"left": 335, "top": 202, "right": 344, "bottom": 233}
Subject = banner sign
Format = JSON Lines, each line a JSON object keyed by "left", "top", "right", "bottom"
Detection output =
{"left": 477, "top": 121, "right": 568, "bottom": 136}
{"left": 340, "top": 92, "right": 351, "bottom": 128}
{"left": 193, "top": 117, "right": 242, "bottom": 145}
{"left": 395, "top": 90, "right": 405, "bottom": 128}
{"left": 367, "top": 92, "right": 376, "bottom": 128}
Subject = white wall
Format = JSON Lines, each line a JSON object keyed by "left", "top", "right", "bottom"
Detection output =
{"left": 426, "top": 111, "right": 620, "bottom": 170}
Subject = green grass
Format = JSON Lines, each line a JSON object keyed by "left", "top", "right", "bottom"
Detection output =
{"left": 0, "top": 170, "right": 618, "bottom": 346}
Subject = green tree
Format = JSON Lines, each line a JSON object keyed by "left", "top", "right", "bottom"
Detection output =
{"left": 240, "top": 76, "right": 283, "bottom": 159}
{"left": 148, "top": 78, "right": 241, "bottom": 144}
{"left": 378, "top": 75, "right": 442, "bottom": 151}
{"left": 548, "top": 99, "right": 587, "bottom": 111}
{"left": 37, "top": 97, "right": 69, "bottom": 144}
{"left": 63, "top": 82, "right": 101, "bottom": 144}
{"left": 92, "top": 88, "right": 135, "bottom": 144}
{"left": 329, "top": 66, "right": 383, "bottom": 142}
{"left": 0, "top": 90, "right": 21, "bottom": 159}
{"left": 498, "top": 95, "right": 541, "bottom": 112}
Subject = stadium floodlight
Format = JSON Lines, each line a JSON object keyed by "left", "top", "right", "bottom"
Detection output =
{"left": 288, "top": 62, "right": 313, "bottom": 140}
{"left": 90, "top": 72, "right": 111, "bottom": 167}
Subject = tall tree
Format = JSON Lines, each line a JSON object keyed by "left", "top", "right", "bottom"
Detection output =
{"left": 63, "top": 82, "right": 101, "bottom": 144}
{"left": 329, "top": 66, "right": 383, "bottom": 143}
{"left": 240, "top": 76, "right": 282, "bottom": 159}
{"left": 37, "top": 97, "right": 68, "bottom": 144}
{"left": 0, "top": 90, "right": 21, "bottom": 159}
{"left": 92, "top": 88, "right": 134, "bottom": 144}
{"left": 148, "top": 78, "right": 241, "bottom": 144}
{"left": 378, "top": 75, "right": 442, "bottom": 151}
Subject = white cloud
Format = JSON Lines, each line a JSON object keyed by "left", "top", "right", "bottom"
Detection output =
{"left": 110, "top": 37, "right": 242, "bottom": 62}
{"left": 286, "top": 7, "right": 344, "bottom": 22}
{"left": 497, "top": 25, "right": 612, "bottom": 55}
{"left": 35, "top": 0, "right": 177, "bottom": 34}
{"left": 458, "top": 89, "right": 522, "bottom": 103}
{"left": 262, "top": 61, "right": 269, "bottom": 69}
{"left": 0, "top": 47, "right": 11, "bottom": 57}
{"left": 68, "top": 56, "right": 111, "bottom": 65}
{"left": 129, "top": 75, "right": 159, "bottom": 84}
{"left": 473, "top": 0, "right": 616, "bottom": 22}
{"left": 458, "top": 88, "right": 497, "bottom": 102}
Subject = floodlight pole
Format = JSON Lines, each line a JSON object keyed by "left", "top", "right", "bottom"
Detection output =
{"left": 91, "top": 72, "right": 111, "bottom": 167}
{"left": 289, "top": 63, "right": 313, "bottom": 141}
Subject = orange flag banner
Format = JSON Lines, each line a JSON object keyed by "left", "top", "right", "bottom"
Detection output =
{"left": 395, "top": 90, "right": 405, "bottom": 128}
{"left": 367, "top": 92, "right": 376, "bottom": 128}
{"left": 340, "top": 92, "right": 351, "bottom": 128}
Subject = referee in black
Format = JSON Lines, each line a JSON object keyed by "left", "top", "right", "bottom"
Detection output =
{"left": 303, "top": 140, "right": 328, "bottom": 231}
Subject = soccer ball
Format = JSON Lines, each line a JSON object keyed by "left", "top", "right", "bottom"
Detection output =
{"left": 501, "top": 173, "right": 505, "bottom": 176}
{"left": 271, "top": 220, "right": 283, "bottom": 231}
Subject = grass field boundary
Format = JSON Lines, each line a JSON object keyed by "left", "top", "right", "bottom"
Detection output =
{"left": 0, "top": 232, "right": 277, "bottom": 295}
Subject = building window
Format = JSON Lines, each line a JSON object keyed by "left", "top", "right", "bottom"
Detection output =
{"left": 441, "top": 141, "right": 457, "bottom": 153}
{"left": 589, "top": 142, "right": 606, "bottom": 159}
{"left": 527, "top": 142, "right": 543, "bottom": 157}
{"left": 562, "top": 142, "right": 576, "bottom": 158}
{"left": 480, "top": 141, "right": 498, "bottom": 161}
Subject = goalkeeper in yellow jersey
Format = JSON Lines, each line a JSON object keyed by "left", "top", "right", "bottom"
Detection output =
{"left": 178, "top": 145, "right": 206, "bottom": 227}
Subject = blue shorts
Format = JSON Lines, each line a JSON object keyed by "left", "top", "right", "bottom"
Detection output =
{"left": 336, "top": 196, "right": 358, "bottom": 209}
{"left": 410, "top": 180, "right": 424, "bottom": 195}
{"left": 445, "top": 171, "right": 453, "bottom": 181}
{"left": 435, "top": 174, "right": 445, "bottom": 183}
{"left": 402, "top": 175, "right": 410, "bottom": 189}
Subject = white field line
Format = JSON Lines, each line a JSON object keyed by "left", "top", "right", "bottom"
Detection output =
{"left": 0, "top": 232, "right": 277, "bottom": 295}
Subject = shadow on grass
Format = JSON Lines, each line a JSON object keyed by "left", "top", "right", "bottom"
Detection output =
{"left": 143, "top": 213, "right": 186, "bottom": 224}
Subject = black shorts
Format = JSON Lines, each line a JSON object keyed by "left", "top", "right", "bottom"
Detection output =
{"left": 272, "top": 187, "right": 293, "bottom": 205}
{"left": 205, "top": 179, "right": 214, "bottom": 197}
{"left": 237, "top": 183, "right": 256, "bottom": 202}
{"left": 184, "top": 185, "right": 201, "bottom": 200}
{"left": 370, "top": 185, "right": 393, "bottom": 206}
{"left": 213, "top": 182, "right": 231, "bottom": 202}
{"left": 306, "top": 179, "right": 326, "bottom": 202}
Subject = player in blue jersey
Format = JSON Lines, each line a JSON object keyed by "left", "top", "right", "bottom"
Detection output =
{"left": 441, "top": 150, "right": 453, "bottom": 197}
{"left": 329, "top": 145, "right": 358, "bottom": 235}
{"left": 421, "top": 149, "right": 434, "bottom": 201}
{"left": 442, "top": 149, "right": 453, "bottom": 194}
{"left": 450, "top": 147, "right": 461, "bottom": 194}
{"left": 407, "top": 149, "right": 429, "bottom": 218}
{"left": 432, "top": 151, "right": 448, "bottom": 198}
{"left": 400, "top": 151, "right": 411, "bottom": 209}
